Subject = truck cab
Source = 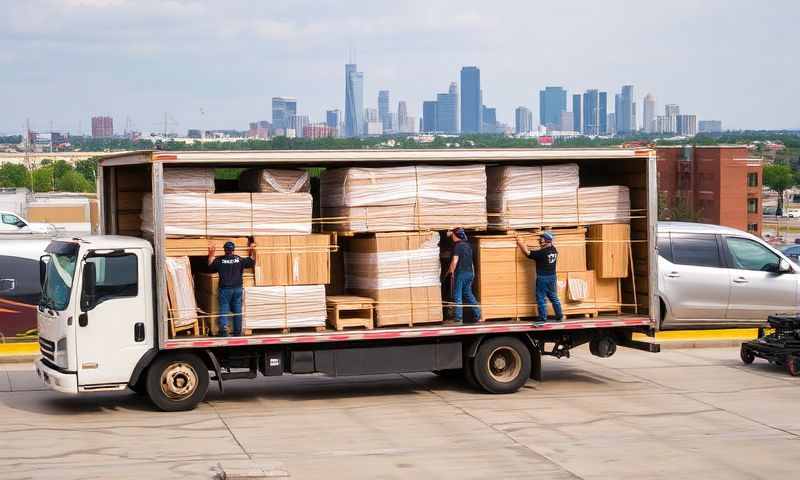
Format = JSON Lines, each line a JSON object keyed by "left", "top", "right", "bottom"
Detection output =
{"left": 34, "top": 236, "right": 154, "bottom": 393}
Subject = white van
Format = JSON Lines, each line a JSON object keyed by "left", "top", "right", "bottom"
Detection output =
{"left": 657, "top": 222, "right": 799, "bottom": 329}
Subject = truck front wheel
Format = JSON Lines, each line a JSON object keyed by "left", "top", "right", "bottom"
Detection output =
{"left": 146, "top": 353, "right": 209, "bottom": 412}
{"left": 472, "top": 336, "right": 531, "bottom": 394}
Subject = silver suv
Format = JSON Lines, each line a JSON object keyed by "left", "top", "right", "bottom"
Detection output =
{"left": 657, "top": 222, "right": 799, "bottom": 330}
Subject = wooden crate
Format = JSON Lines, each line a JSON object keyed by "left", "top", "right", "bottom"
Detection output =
{"left": 587, "top": 223, "right": 630, "bottom": 278}
{"left": 326, "top": 296, "right": 374, "bottom": 331}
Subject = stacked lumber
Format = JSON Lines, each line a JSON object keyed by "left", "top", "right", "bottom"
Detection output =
{"left": 140, "top": 192, "right": 312, "bottom": 236}
{"left": 587, "top": 223, "right": 630, "bottom": 278}
{"left": 243, "top": 285, "right": 326, "bottom": 330}
{"left": 320, "top": 165, "right": 487, "bottom": 232}
{"left": 239, "top": 168, "right": 310, "bottom": 193}
{"left": 345, "top": 232, "right": 442, "bottom": 326}
{"left": 487, "top": 164, "right": 579, "bottom": 230}
{"left": 578, "top": 186, "right": 631, "bottom": 224}
{"left": 253, "top": 235, "right": 330, "bottom": 286}
{"left": 163, "top": 168, "right": 215, "bottom": 193}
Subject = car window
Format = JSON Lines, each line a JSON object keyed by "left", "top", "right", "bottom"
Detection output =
{"left": 726, "top": 237, "right": 779, "bottom": 272}
{"left": 786, "top": 246, "right": 800, "bottom": 255}
{"left": 657, "top": 234, "right": 673, "bottom": 262}
{"left": 2, "top": 214, "right": 20, "bottom": 225}
{"left": 86, "top": 253, "right": 138, "bottom": 305}
{"left": 671, "top": 234, "right": 722, "bottom": 268}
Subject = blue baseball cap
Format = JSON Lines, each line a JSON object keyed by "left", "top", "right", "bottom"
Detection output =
{"left": 454, "top": 227, "right": 468, "bottom": 241}
{"left": 223, "top": 241, "right": 235, "bottom": 251}
{"left": 541, "top": 231, "right": 554, "bottom": 242}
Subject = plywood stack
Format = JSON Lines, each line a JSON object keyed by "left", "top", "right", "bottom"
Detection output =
{"left": 345, "top": 232, "right": 442, "bottom": 326}
{"left": 487, "top": 164, "right": 579, "bottom": 230}
{"left": 587, "top": 223, "right": 631, "bottom": 279}
{"left": 320, "top": 165, "right": 487, "bottom": 233}
{"left": 578, "top": 186, "right": 631, "bottom": 224}
{"left": 238, "top": 168, "right": 310, "bottom": 193}
{"left": 165, "top": 237, "right": 249, "bottom": 256}
{"left": 253, "top": 234, "right": 330, "bottom": 286}
{"left": 243, "top": 285, "right": 326, "bottom": 331}
{"left": 163, "top": 168, "right": 215, "bottom": 193}
{"left": 473, "top": 228, "right": 587, "bottom": 320}
{"left": 141, "top": 192, "right": 313, "bottom": 236}
{"left": 165, "top": 256, "right": 200, "bottom": 337}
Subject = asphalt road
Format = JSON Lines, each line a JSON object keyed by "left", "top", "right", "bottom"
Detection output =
{"left": 0, "top": 346, "right": 798, "bottom": 479}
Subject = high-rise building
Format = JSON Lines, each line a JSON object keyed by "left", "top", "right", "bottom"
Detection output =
{"left": 288, "top": 114, "right": 309, "bottom": 138}
{"left": 665, "top": 104, "right": 680, "bottom": 117}
{"left": 303, "top": 124, "right": 336, "bottom": 139}
{"left": 538, "top": 87, "right": 567, "bottom": 130}
{"left": 676, "top": 114, "right": 697, "bottom": 136}
{"left": 271, "top": 97, "right": 297, "bottom": 131}
{"left": 607, "top": 113, "right": 616, "bottom": 135}
{"left": 344, "top": 64, "right": 364, "bottom": 137}
{"left": 515, "top": 106, "right": 533, "bottom": 134}
{"left": 436, "top": 82, "right": 459, "bottom": 134}
{"left": 699, "top": 120, "right": 723, "bottom": 133}
{"left": 91, "top": 116, "right": 113, "bottom": 138}
{"left": 378, "top": 90, "right": 390, "bottom": 131}
{"left": 582, "top": 90, "right": 600, "bottom": 135}
{"left": 560, "top": 111, "right": 574, "bottom": 132}
{"left": 482, "top": 106, "right": 497, "bottom": 133}
{"left": 460, "top": 67, "right": 481, "bottom": 133}
{"left": 397, "top": 101, "right": 410, "bottom": 133}
{"left": 422, "top": 101, "right": 438, "bottom": 133}
{"left": 572, "top": 94, "right": 582, "bottom": 133}
{"left": 326, "top": 109, "right": 342, "bottom": 136}
{"left": 656, "top": 115, "right": 676, "bottom": 134}
{"left": 615, "top": 85, "right": 635, "bottom": 134}
{"left": 599, "top": 92, "right": 608, "bottom": 134}
{"left": 643, "top": 93, "right": 656, "bottom": 133}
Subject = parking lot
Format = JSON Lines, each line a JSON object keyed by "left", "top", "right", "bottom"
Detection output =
{"left": 0, "top": 346, "right": 798, "bottom": 479}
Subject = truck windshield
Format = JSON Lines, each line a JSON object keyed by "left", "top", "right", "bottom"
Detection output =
{"left": 41, "top": 242, "right": 79, "bottom": 311}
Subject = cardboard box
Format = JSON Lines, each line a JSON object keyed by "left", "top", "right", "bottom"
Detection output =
{"left": 587, "top": 223, "right": 630, "bottom": 278}
{"left": 243, "top": 285, "right": 326, "bottom": 330}
{"left": 195, "top": 269, "right": 255, "bottom": 294}
{"left": 253, "top": 235, "right": 330, "bottom": 286}
{"left": 595, "top": 275, "right": 621, "bottom": 313}
{"left": 345, "top": 232, "right": 442, "bottom": 326}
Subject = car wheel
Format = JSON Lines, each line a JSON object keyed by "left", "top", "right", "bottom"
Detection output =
{"left": 740, "top": 345, "right": 755, "bottom": 365}
{"left": 786, "top": 355, "right": 800, "bottom": 377}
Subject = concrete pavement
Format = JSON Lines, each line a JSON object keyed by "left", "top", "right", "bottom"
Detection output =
{"left": 0, "top": 347, "right": 798, "bottom": 479}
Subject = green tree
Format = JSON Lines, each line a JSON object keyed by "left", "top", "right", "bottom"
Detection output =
{"left": 74, "top": 158, "right": 98, "bottom": 186}
{"left": 763, "top": 163, "right": 796, "bottom": 215}
{"left": 0, "top": 163, "right": 31, "bottom": 188}
{"left": 55, "top": 170, "right": 92, "bottom": 192}
{"left": 31, "top": 165, "right": 55, "bottom": 192}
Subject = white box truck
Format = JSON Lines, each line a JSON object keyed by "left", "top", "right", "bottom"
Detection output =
{"left": 35, "top": 148, "right": 659, "bottom": 411}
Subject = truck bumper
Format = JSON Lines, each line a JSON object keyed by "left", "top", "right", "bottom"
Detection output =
{"left": 34, "top": 358, "right": 79, "bottom": 394}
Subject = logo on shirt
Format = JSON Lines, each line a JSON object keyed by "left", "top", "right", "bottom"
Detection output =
{"left": 221, "top": 257, "right": 240, "bottom": 264}
{"left": 547, "top": 253, "right": 557, "bottom": 264}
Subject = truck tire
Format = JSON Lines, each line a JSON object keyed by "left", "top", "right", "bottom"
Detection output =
{"left": 146, "top": 353, "right": 209, "bottom": 412}
{"left": 472, "top": 336, "right": 531, "bottom": 394}
{"left": 786, "top": 355, "right": 800, "bottom": 377}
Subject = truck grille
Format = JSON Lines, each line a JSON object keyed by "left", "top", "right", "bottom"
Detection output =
{"left": 39, "top": 337, "right": 55, "bottom": 361}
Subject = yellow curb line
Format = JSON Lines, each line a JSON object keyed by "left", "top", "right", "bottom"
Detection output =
{"left": 634, "top": 328, "right": 761, "bottom": 343}
{"left": 0, "top": 343, "right": 39, "bottom": 356}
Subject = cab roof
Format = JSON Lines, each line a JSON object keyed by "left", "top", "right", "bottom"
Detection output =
{"left": 52, "top": 235, "right": 153, "bottom": 251}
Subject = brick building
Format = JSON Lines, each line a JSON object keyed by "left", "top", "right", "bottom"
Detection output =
{"left": 657, "top": 146, "right": 762, "bottom": 235}
{"left": 91, "top": 116, "right": 113, "bottom": 138}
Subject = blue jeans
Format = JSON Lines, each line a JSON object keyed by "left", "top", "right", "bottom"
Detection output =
{"left": 453, "top": 271, "right": 481, "bottom": 322}
{"left": 218, "top": 287, "right": 243, "bottom": 336}
{"left": 536, "top": 274, "right": 563, "bottom": 321}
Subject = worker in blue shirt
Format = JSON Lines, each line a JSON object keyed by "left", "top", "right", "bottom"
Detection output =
{"left": 516, "top": 231, "right": 565, "bottom": 323}
{"left": 446, "top": 227, "right": 481, "bottom": 324}
{"left": 208, "top": 241, "right": 256, "bottom": 336}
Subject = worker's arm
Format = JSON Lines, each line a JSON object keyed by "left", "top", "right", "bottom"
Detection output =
{"left": 515, "top": 236, "right": 531, "bottom": 256}
{"left": 447, "top": 255, "right": 459, "bottom": 276}
{"left": 243, "top": 242, "right": 257, "bottom": 268}
{"left": 207, "top": 245, "right": 216, "bottom": 267}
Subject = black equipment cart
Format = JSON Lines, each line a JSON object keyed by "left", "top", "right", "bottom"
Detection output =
{"left": 741, "top": 315, "right": 800, "bottom": 376}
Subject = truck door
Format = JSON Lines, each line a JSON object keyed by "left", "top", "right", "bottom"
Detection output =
{"left": 75, "top": 249, "right": 151, "bottom": 386}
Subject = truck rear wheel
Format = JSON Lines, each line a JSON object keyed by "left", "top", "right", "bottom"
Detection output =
{"left": 472, "top": 336, "right": 531, "bottom": 394}
{"left": 146, "top": 353, "right": 209, "bottom": 412}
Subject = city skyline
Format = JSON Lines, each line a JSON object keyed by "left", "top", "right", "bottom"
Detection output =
{"left": 1, "top": 0, "right": 797, "bottom": 134}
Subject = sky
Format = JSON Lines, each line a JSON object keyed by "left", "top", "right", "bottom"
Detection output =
{"left": 0, "top": 0, "right": 797, "bottom": 134}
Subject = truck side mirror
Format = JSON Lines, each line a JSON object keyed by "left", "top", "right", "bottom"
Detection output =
{"left": 39, "top": 256, "right": 47, "bottom": 287}
{"left": 779, "top": 259, "right": 792, "bottom": 274}
{"left": 80, "top": 262, "right": 97, "bottom": 311}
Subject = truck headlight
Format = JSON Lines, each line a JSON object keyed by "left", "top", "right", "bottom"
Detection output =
{"left": 55, "top": 337, "right": 68, "bottom": 368}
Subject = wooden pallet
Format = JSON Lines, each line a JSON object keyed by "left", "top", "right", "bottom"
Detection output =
{"left": 244, "top": 325, "right": 327, "bottom": 336}
{"left": 481, "top": 309, "right": 599, "bottom": 323}
{"left": 326, "top": 296, "right": 374, "bottom": 331}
